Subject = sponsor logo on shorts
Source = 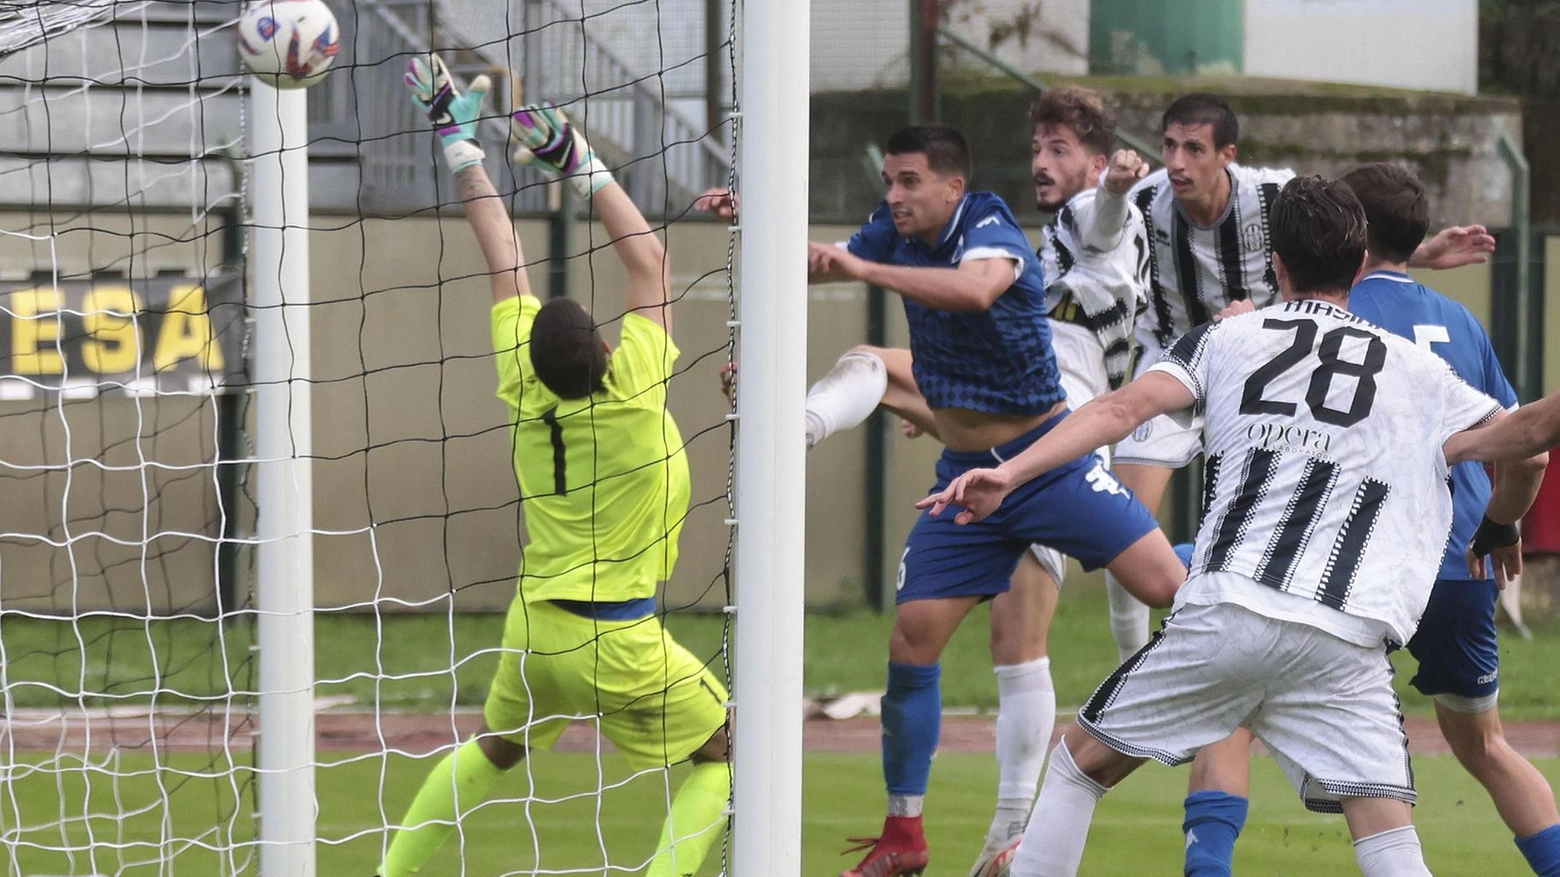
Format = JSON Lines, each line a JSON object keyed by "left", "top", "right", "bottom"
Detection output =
{"left": 1477, "top": 671, "right": 1498, "bottom": 685}
{"left": 1085, "top": 459, "right": 1129, "bottom": 497}
{"left": 1131, "top": 420, "right": 1153, "bottom": 442}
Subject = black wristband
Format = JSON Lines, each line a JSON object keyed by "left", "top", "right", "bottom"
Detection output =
{"left": 1470, "top": 514, "right": 1520, "bottom": 557}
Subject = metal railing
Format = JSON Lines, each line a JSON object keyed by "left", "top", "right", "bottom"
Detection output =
{"left": 442, "top": 0, "right": 730, "bottom": 213}
{"left": 307, "top": 0, "right": 728, "bottom": 215}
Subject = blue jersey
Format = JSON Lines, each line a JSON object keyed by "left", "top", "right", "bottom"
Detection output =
{"left": 846, "top": 192, "right": 1063, "bottom": 415}
{"left": 1350, "top": 270, "right": 1518, "bottom": 581}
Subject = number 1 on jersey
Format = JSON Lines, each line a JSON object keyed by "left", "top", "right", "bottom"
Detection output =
{"left": 540, "top": 405, "right": 568, "bottom": 495}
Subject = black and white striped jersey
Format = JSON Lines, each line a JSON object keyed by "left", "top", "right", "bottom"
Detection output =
{"left": 1039, "top": 185, "right": 1150, "bottom": 388}
{"left": 1149, "top": 299, "right": 1503, "bottom": 646}
{"left": 1131, "top": 164, "right": 1295, "bottom": 349}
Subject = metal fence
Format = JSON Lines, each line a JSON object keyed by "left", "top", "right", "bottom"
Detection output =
{"left": 308, "top": 0, "right": 730, "bottom": 217}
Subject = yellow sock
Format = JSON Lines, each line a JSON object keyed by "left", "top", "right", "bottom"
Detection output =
{"left": 380, "top": 740, "right": 506, "bottom": 877}
{"left": 646, "top": 761, "right": 731, "bottom": 877}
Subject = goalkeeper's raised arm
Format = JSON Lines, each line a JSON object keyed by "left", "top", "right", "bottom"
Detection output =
{"left": 406, "top": 53, "right": 672, "bottom": 336}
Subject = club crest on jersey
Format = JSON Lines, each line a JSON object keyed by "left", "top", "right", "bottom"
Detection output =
{"left": 1243, "top": 222, "right": 1263, "bottom": 253}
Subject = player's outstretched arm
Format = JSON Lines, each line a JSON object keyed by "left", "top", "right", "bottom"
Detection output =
{"left": 808, "top": 241, "right": 1014, "bottom": 311}
{"left": 405, "top": 54, "right": 532, "bottom": 303}
{"left": 1446, "top": 397, "right": 1560, "bottom": 465}
{"left": 917, "top": 372, "right": 1194, "bottom": 522}
{"left": 511, "top": 105, "right": 670, "bottom": 332}
{"left": 1081, "top": 149, "right": 1147, "bottom": 251}
{"left": 1409, "top": 224, "right": 1497, "bottom": 270}
{"left": 1467, "top": 449, "right": 1549, "bottom": 583}
{"left": 593, "top": 180, "right": 672, "bottom": 334}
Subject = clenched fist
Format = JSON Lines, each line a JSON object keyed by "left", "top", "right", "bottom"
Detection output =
{"left": 1103, "top": 149, "right": 1149, "bottom": 196}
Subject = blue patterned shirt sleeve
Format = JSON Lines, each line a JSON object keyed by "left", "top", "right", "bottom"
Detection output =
{"left": 959, "top": 204, "right": 1033, "bottom": 274}
{"left": 845, "top": 202, "right": 897, "bottom": 262}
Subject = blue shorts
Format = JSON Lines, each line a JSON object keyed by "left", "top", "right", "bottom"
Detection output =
{"left": 897, "top": 413, "right": 1160, "bottom": 605}
{"left": 1405, "top": 577, "right": 1499, "bottom": 701}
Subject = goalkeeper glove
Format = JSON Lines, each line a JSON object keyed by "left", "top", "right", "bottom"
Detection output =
{"left": 510, "top": 103, "right": 613, "bottom": 197}
{"left": 404, "top": 53, "right": 490, "bottom": 174}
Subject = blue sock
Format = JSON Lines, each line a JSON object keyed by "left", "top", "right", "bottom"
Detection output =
{"left": 1517, "top": 824, "right": 1560, "bottom": 877}
{"left": 1182, "top": 790, "right": 1247, "bottom": 877}
{"left": 882, "top": 662, "right": 941, "bottom": 797}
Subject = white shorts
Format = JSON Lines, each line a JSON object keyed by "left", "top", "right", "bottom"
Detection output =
{"left": 1029, "top": 321, "right": 1113, "bottom": 585}
{"left": 1112, "top": 334, "right": 1204, "bottom": 468}
{"left": 1077, "top": 601, "right": 1415, "bottom": 813}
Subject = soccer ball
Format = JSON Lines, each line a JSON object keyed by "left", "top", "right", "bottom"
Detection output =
{"left": 236, "top": 0, "right": 341, "bottom": 89}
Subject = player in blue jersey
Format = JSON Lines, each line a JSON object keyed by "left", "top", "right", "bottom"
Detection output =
{"left": 807, "top": 124, "right": 1188, "bottom": 877}
{"left": 1176, "top": 163, "right": 1560, "bottom": 877}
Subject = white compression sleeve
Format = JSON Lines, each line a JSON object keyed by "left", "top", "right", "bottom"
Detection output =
{"left": 805, "top": 350, "right": 888, "bottom": 448}
{"left": 1008, "top": 739, "right": 1107, "bottom": 877}
{"left": 1354, "top": 826, "right": 1433, "bottom": 877}
{"left": 1104, "top": 570, "right": 1151, "bottom": 662}
{"left": 988, "top": 658, "right": 1055, "bottom": 847}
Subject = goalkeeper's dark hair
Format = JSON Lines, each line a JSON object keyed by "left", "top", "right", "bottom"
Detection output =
{"left": 1270, "top": 175, "right": 1367, "bottom": 296}
{"left": 530, "top": 298, "right": 608, "bottom": 399}
{"left": 1339, "top": 162, "right": 1430, "bottom": 264}
{"left": 885, "top": 125, "right": 974, "bottom": 182}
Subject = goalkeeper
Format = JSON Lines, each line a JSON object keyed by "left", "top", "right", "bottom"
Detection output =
{"left": 377, "top": 55, "right": 729, "bottom": 877}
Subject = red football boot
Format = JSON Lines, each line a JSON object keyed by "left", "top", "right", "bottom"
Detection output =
{"left": 840, "top": 815, "right": 931, "bottom": 877}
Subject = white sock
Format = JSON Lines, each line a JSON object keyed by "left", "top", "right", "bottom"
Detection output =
{"left": 1354, "top": 826, "right": 1433, "bottom": 877}
{"left": 988, "top": 658, "right": 1054, "bottom": 847}
{"left": 1009, "top": 740, "right": 1107, "bottom": 877}
{"left": 1104, "top": 571, "right": 1151, "bottom": 663}
{"left": 805, "top": 351, "right": 887, "bottom": 448}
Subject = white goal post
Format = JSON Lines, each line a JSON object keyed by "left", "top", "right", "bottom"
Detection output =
{"left": 248, "top": 80, "right": 317, "bottom": 877}
{"left": 732, "top": 2, "right": 809, "bottom": 877}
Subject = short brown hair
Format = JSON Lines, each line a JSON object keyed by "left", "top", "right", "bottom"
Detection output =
{"left": 1028, "top": 86, "right": 1116, "bottom": 156}
{"left": 1339, "top": 162, "right": 1430, "bottom": 264}
{"left": 530, "top": 298, "right": 608, "bottom": 398}
{"left": 1270, "top": 176, "right": 1368, "bottom": 295}
{"left": 1162, "top": 92, "right": 1239, "bottom": 150}
{"left": 885, "top": 125, "right": 974, "bottom": 182}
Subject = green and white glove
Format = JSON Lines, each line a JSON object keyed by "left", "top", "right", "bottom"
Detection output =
{"left": 510, "top": 103, "right": 613, "bottom": 197}
{"left": 404, "top": 54, "right": 490, "bottom": 174}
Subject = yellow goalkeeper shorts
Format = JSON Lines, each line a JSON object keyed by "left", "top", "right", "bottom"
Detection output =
{"left": 483, "top": 598, "right": 729, "bottom": 770}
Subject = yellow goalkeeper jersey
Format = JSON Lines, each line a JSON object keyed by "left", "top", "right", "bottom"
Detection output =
{"left": 490, "top": 295, "right": 690, "bottom": 603}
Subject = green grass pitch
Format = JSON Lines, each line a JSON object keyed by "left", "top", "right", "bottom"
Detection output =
{"left": 4, "top": 749, "right": 1556, "bottom": 875}
{"left": 4, "top": 585, "right": 1559, "bottom": 873}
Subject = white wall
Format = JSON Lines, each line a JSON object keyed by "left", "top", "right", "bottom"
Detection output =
{"left": 1244, "top": 0, "right": 1477, "bottom": 95}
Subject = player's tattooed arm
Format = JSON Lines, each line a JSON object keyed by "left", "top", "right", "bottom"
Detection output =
{"left": 1409, "top": 224, "right": 1497, "bottom": 270}
{"left": 918, "top": 372, "right": 1194, "bottom": 523}
{"left": 454, "top": 164, "right": 533, "bottom": 303}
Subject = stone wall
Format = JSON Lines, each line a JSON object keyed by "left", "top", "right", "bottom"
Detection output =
{"left": 813, "top": 77, "right": 1522, "bottom": 229}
